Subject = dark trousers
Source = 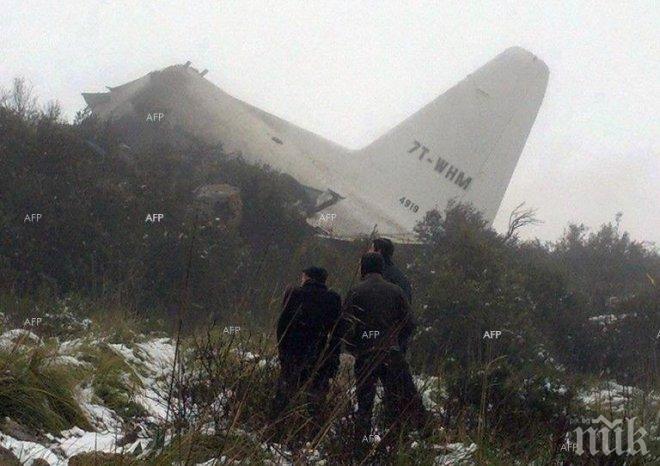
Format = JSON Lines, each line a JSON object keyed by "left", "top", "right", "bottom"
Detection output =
{"left": 354, "top": 349, "right": 428, "bottom": 441}
{"left": 271, "top": 356, "right": 332, "bottom": 422}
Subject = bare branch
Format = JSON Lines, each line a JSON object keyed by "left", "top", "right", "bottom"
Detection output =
{"left": 503, "top": 202, "right": 542, "bottom": 242}
{"left": 1, "top": 77, "right": 40, "bottom": 120}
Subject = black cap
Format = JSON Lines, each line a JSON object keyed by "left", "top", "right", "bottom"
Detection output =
{"left": 303, "top": 266, "right": 328, "bottom": 284}
{"left": 360, "top": 252, "right": 384, "bottom": 276}
{"left": 372, "top": 238, "right": 394, "bottom": 262}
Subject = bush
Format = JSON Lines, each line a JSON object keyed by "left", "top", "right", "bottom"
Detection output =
{"left": 0, "top": 342, "right": 91, "bottom": 433}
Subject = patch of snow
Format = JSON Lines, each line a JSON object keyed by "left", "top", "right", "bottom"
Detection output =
{"left": 57, "top": 428, "right": 145, "bottom": 459}
{"left": 543, "top": 378, "right": 568, "bottom": 395}
{"left": 1, "top": 333, "right": 173, "bottom": 464}
{"left": 196, "top": 458, "right": 227, "bottom": 465}
{"left": 76, "top": 386, "right": 122, "bottom": 431}
{"left": 135, "top": 338, "right": 176, "bottom": 375}
{"left": 579, "top": 381, "right": 644, "bottom": 412}
{"left": 434, "top": 442, "right": 478, "bottom": 465}
{"left": 42, "top": 354, "right": 92, "bottom": 369}
{"left": 59, "top": 338, "right": 84, "bottom": 353}
{"left": 588, "top": 313, "right": 636, "bottom": 325}
{"left": 48, "top": 415, "right": 149, "bottom": 461}
{"left": 108, "top": 337, "right": 175, "bottom": 422}
{"left": 578, "top": 380, "right": 660, "bottom": 413}
{"left": 232, "top": 348, "right": 258, "bottom": 361}
{"left": 0, "top": 433, "right": 62, "bottom": 465}
{"left": 0, "top": 329, "right": 42, "bottom": 350}
{"left": 257, "top": 357, "right": 278, "bottom": 369}
{"left": 108, "top": 342, "right": 137, "bottom": 365}
{"left": 414, "top": 375, "right": 445, "bottom": 411}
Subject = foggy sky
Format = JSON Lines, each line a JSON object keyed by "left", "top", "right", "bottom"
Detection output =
{"left": 1, "top": 1, "right": 658, "bottom": 244}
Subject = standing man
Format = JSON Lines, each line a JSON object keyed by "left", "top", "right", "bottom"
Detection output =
{"left": 371, "top": 238, "right": 412, "bottom": 303}
{"left": 271, "top": 266, "right": 343, "bottom": 422}
{"left": 343, "top": 253, "right": 427, "bottom": 445}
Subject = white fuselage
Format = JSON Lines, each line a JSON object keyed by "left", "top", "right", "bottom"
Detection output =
{"left": 83, "top": 47, "right": 548, "bottom": 241}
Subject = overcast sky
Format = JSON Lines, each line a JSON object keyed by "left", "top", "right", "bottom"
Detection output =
{"left": 2, "top": 1, "right": 658, "bottom": 244}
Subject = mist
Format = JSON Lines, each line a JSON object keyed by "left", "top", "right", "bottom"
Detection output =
{"left": 1, "top": 0, "right": 657, "bottom": 243}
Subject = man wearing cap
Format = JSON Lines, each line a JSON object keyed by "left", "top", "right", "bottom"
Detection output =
{"left": 271, "top": 266, "right": 343, "bottom": 421}
{"left": 343, "top": 252, "right": 427, "bottom": 444}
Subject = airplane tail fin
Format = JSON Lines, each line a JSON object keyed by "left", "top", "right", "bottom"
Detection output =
{"left": 350, "top": 47, "right": 549, "bottom": 230}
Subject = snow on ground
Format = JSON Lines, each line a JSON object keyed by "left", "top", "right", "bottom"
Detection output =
{"left": 434, "top": 442, "right": 478, "bottom": 465}
{"left": 0, "top": 332, "right": 177, "bottom": 464}
{"left": 0, "top": 328, "right": 42, "bottom": 350}
{"left": 0, "top": 433, "right": 61, "bottom": 465}
{"left": 1, "top": 426, "right": 148, "bottom": 465}
{"left": 108, "top": 337, "right": 175, "bottom": 422}
{"left": 578, "top": 380, "right": 644, "bottom": 412}
{"left": 196, "top": 458, "right": 228, "bottom": 465}
{"left": 588, "top": 313, "right": 636, "bottom": 325}
{"left": 58, "top": 337, "right": 84, "bottom": 353}
{"left": 43, "top": 354, "right": 93, "bottom": 369}
{"left": 414, "top": 375, "right": 446, "bottom": 412}
{"left": 228, "top": 348, "right": 278, "bottom": 368}
{"left": 76, "top": 386, "right": 122, "bottom": 431}
{"left": 0, "top": 328, "right": 477, "bottom": 465}
{"left": 108, "top": 338, "right": 176, "bottom": 378}
{"left": 57, "top": 426, "right": 146, "bottom": 460}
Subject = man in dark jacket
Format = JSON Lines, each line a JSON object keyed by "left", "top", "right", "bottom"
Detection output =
{"left": 343, "top": 253, "right": 427, "bottom": 444}
{"left": 271, "top": 266, "right": 343, "bottom": 420}
{"left": 372, "top": 237, "right": 412, "bottom": 303}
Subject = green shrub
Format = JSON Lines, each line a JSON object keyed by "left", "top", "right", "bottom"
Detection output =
{"left": 0, "top": 344, "right": 91, "bottom": 433}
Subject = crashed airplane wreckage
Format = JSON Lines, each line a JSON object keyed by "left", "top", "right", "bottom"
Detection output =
{"left": 83, "top": 48, "right": 549, "bottom": 242}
